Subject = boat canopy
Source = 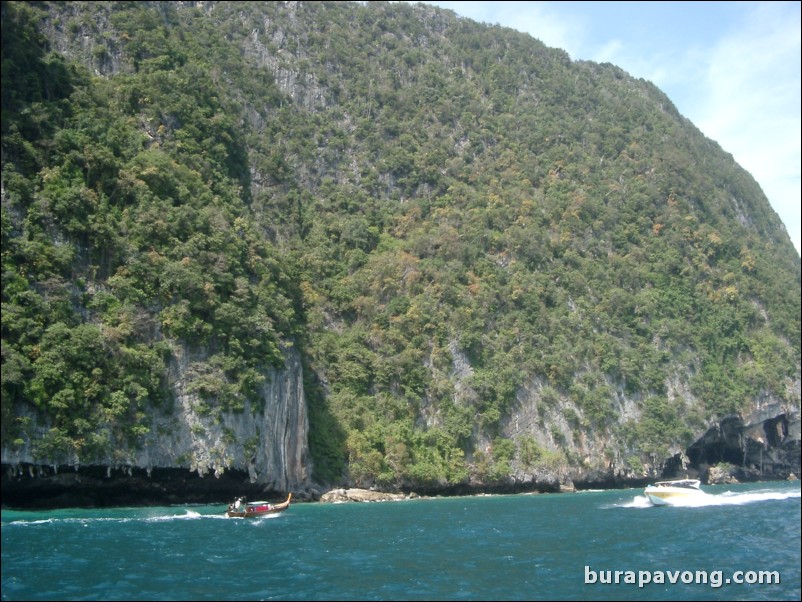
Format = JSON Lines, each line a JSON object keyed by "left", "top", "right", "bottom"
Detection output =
{"left": 653, "top": 479, "right": 700, "bottom": 488}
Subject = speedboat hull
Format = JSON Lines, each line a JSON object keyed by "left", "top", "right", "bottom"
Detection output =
{"left": 644, "top": 479, "right": 706, "bottom": 506}
{"left": 645, "top": 487, "right": 704, "bottom": 506}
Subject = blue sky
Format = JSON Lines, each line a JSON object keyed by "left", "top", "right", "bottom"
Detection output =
{"left": 407, "top": 1, "right": 801, "bottom": 255}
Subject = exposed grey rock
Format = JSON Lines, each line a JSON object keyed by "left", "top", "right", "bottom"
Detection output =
{"left": 320, "top": 488, "right": 409, "bottom": 503}
{"left": 2, "top": 347, "right": 311, "bottom": 507}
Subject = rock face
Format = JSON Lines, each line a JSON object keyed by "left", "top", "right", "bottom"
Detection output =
{"left": 144, "top": 344, "right": 311, "bottom": 493}
{"left": 320, "top": 488, "right": 411, "bottom": 503}
{"left": 498, "top": 372, "right": 801, "bottom": 488}
{"left": 686, "top": 402, "right": 801, "bottom": 482}
{"left": 1, "top": 348, "right": 312, "bottom": 508}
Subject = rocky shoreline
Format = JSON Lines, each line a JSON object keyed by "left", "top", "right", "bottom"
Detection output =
{"left": 2, "top": 461, "right": 797, "bottom": 510}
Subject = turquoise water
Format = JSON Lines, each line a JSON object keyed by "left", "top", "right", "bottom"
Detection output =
{"left": 2, "top": 481, "right": 799, "bottom": 601}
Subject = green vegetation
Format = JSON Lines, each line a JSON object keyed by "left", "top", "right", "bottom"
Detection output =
{"left": 1, "top": 1, "right": 799, "bottom": 487}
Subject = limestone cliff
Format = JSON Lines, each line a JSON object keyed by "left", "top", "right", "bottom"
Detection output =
{"left": 2, "top": 347, "right": 311, "bottom": 506}
{"left": 2, "top": 0, "right": 799, "bottom": 508}
{"left": 441, "top": 345, "right": 800, "bottom": 491}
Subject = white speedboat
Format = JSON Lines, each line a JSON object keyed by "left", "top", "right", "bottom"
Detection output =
{"left": 644, "top": 479, "right": 707, "bottom": 506}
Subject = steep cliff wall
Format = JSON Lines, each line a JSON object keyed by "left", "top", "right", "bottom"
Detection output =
{"left": 509, "top": 380, "right": 800, "bottom": 488}
{"left": 456, "top": 350, "right": 800, "bottom": 490}
{"left": 2, "top": 0, "right": 799, "bottom": 507}
{"left": 2, "top": 347, "right": 311, "bottom": 507}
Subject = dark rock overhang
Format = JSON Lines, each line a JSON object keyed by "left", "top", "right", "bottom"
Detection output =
{"left": 684, "top": 411, "right": 800, "bottom": 481}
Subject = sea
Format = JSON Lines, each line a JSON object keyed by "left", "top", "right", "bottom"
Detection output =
{"left": 2, "top": 480, "right": 799, "bottom": 601}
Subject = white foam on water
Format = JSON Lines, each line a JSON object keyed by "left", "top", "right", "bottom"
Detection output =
{"left": 611, "top": 487, "right": 800, "bottom": 509}
{"left": 613, "top": 495, "right": 653, "bottom": 509}
{"left": 145, "top": 509, "right": 204, "bottom": 521}
{"left": 691, "top": 489, "right": 801, "bottom": 506}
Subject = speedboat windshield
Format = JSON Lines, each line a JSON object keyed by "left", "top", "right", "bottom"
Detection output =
{"left": 652, "top": 479, "right": 700, "bottom": 489}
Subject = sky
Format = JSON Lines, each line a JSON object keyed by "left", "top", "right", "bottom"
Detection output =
{"left": 407, "top": 1, "right": 801, "bottom": 255}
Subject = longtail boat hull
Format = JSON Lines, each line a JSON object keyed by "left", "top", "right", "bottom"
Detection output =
{"left": 226, "top": 493, "right": 292, "bottom": 518}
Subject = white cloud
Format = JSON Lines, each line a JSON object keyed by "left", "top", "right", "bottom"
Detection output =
{"left": 693, "top": 4, "right": 801, "bottom": 252}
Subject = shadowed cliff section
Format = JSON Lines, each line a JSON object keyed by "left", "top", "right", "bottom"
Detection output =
{"left": 0, "top": 465, "right": 296, "bottom": 509}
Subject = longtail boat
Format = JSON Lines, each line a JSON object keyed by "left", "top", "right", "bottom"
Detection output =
{"left": 226, "top": 493, "right": 292, "bottom": 518}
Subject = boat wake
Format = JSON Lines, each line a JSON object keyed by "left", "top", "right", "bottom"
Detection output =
{"left": 613, "top": 487, "right": 800, "bottom": 509}
{"left": 4, "top": 510, "right": 225, "bottom": 526}
{"left": 146, "top": 509, "right": 205, "bottom": 521}
{"left": 4, "top": 507, "right": 295, "bottom": 527}
{"left": 712, "top": 488, "right": 801, "bottom": 505}
{"left": 616, "top": 495, "right": 653, "bottom": 509}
